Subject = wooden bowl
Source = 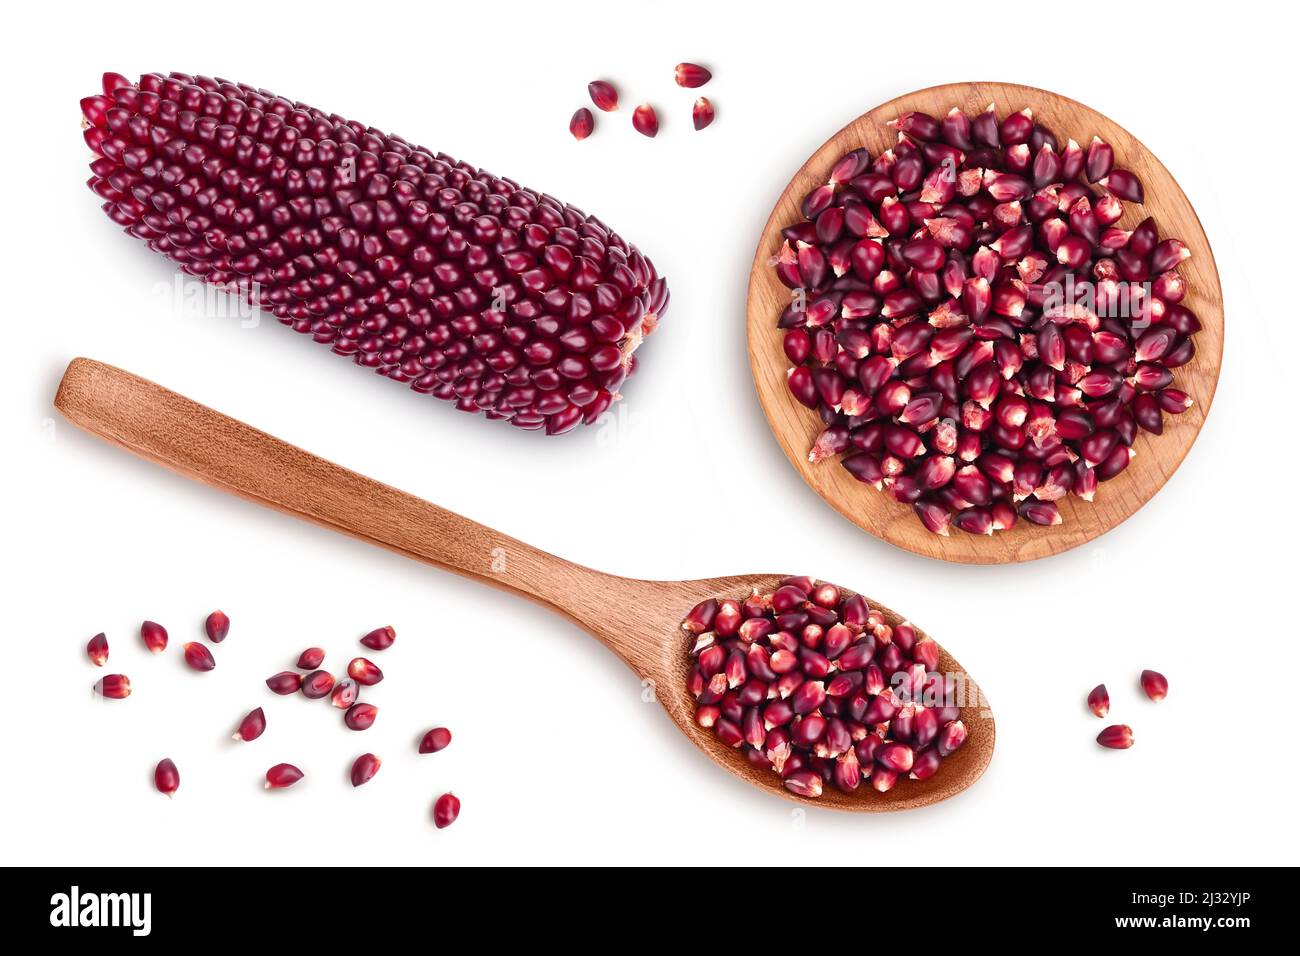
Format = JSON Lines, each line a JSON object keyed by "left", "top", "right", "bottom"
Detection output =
{"left": 746, "top": 82, "right": 1223, "bottom": 563}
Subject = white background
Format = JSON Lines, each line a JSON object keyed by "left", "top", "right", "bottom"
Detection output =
{"left": 3, "top": 0, "right": 1295, "bottom": 866}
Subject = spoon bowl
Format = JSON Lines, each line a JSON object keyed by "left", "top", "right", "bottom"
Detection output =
{"left": 54, "top": 357, "right": 994, "bottom": 811}
{"left": 626, "top": 573, "right": 994, "bottom": 810}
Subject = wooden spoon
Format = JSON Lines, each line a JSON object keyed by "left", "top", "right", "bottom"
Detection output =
{"left": 747, "top": 81, "right": 1224, "bottom": 563}
{"left": 54, "top": 357, "right": 994, "bottom": 811}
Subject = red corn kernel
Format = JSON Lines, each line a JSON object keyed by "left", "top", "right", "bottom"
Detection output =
{"left": 743, "top": 608, "right": 769, "bottom": 639}
{"left": 772, "top": 584, "right": 808, "bottom": 612}
{"left": 812, "top": 582, "right": 841, "bottom": 609}
{"left": 1017, "top": 498, "right": 1061, "bottom": 526}
{"left": 716, "top": 718, "right": 744, "bottom": 747}
{"left": 952, "top": 507, "right": 993, "bottom": 536}
{"left": 569, "top": 107, "right": 594, "bottom": 141}
{"left": 834, "top": 749, "right": 862, "bottom": 792}
{"left": 682, "top": 599, "right": 719, "bottom": 635}
{"left": 264, "top": 763, "right": 304, "bottom": 789}
{"left": 999, "top": 107, "right": 1034, "bottom": 146}
{"left": 1059, "top": 137, "right": 1083, "bottom": 178}
{"left": 1152, "top": 270, "right": 1186, "bottom": 302}
{"left": 990, "top": 500, "right": 1018, "bottom": 531}
{"left": 300, "top": 670, "right": 336, "bottom": 699}
{"left": 910, "top": 748, "right": 942, "bottom": 781}
{"left": 344, "top": 702, "right": 379, "bottom": 731}
{"left": 877, "top": 741, "right": 915, "bottom": 773}
{"left": 891, "top": 110, "right": 942, "bottom": 141}
{"left": 791, "top": 680, "right": 826, "bottom": 715}
{"left": 912, "top": 638, "right": 939, "bottom": 671}
{"left": 140, "top": 620, "right": 168, "bottom": 654}
{"left": 1074, "top": 463, "right": 1098, "bottom": 502}
{"left": 419, "top": 727, "right": 453, "bottom": 754}
{"left": 433, "top": 792, "right": 461, "bottom": 828}
{"left": 204, "top": 610, "right": 230, "bottom": 643}
{"left": 101, "top": 71, "right": 130, "bottom": 95}
{"left": 632, "top": 104, "right": 659, "bottom": 138}
{"left": 360, "top": 626, "right": 396, "bottom": 651}
{"left": 588, "top": 80, "right": 618, "bottom": 112}
{"left": 871, "top": 766, "right": 898, "bottom": 793}
{"left": 725, "top": 649, "right": 748, "bottom": 687}
{"left": 350, "top": 753, "right": 382, "bottom": 788}
{"left": 81, "top": 94, "right": 110, "bottom": 126}
{"left": 1087, "top": 684, "right": 1109, "bottom": 718}
{"left": 1085, "top": 136, "right": 1113, "bottom": 183}
{"left": 94, "top": 674, "right": 131, "bottom": 699}
{"left": 1097, "top": 445, "right": 1135, "bottom": 481}
{"left": 769, "top": 648, "right": 798, "bottom": 675}
{"left": 233, "top": 707, "right": 266, "bottom": 742}
{"left": 937, "top": 720, "right": 967, "bottom": 756}
{"left": 1151, "top": 238, "right": 1191, "bottom": 273}
{"left": 1140, "top": 670, "right": 1168, "bottom": 702}
{"left": 1100, "top": 169, "right": 1143, "bottom": 203}
{"left": 183, "top": 642, "right": 216, "bottom": 672}
{"left": 783, "top": 770, "right": 824, "bottom": 798}
{"left": 154, "top": 758, "right": 179, "bottom": 797}
{"left": 942, "top": 107, "right": 973, "bottom": 149}
{"left": 347, "top": 658, "right": 383, "bottom": 686}
{"left": 692, "top": 97, "right": 715, "bottom": 131}
{"left": 785, "top": 717, "right": 826, "bottom": 754}
{"left": 715, "top": 599, "right": 743, "bottom": 637}
{"left": 331, "top": 678, "right": 359, "bottom": 710}
{"left": 297, "top": 647, "right": 325, "bottom": 670}
{"left": 1096, "top": 725, "right": 1134, "bottom": 749}
{"left": 914, "top": 501, "right": 952, "bottom": 535}
{"left": 265, "top": 671, "right": 302, "bottom": 695}
{"left": 86, "top": 632, "right": 108, "bottom": 667}
{"left": 689, "top": 632, "right": 716, "bottom": 657}
{"left": 674, "top": 62, "right": 712, "bottom": 88}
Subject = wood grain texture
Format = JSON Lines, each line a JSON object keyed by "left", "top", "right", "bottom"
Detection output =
{"left": 54, "top": 357, "right": 993, "bottom": 811}
{"left": 747, "top": 82, "right": 1224, "bottom": 563}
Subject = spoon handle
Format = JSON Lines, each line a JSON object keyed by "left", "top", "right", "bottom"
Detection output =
{"left": 53, "top": 357, "right": 608, "bottom": 613}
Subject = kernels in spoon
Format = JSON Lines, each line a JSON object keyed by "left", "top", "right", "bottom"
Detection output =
{"left": 684, "top": 581, "right": 960, "bottom": 800}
